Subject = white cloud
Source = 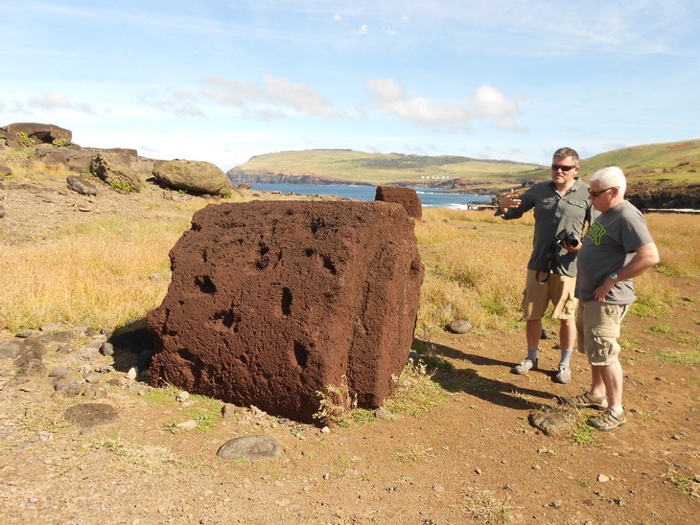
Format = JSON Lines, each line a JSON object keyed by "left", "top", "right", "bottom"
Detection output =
{"left": 141, "top": 86, "right": 205, "bottom": 117}
{"left": 201, "top": 75, "right": 341, "bottom": 119}
{"left": 26, "top": 93, "right": 95, "bottom": 114}
{"left": 354, "top": 24, "right": 369, "bottom": 35}
{"left": 466, "top": 85, "right": 522, "bottom": 131}
{"left": 366, "top": 79, "right": 521, "bottom": 132}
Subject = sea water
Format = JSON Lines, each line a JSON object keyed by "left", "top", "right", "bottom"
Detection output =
{"left": 250, "top": 183, "right": 493, "bottom": 209}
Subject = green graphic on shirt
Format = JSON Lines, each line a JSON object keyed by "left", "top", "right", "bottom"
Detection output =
{"left": 586, "top": 222, "right": 606, "bottom": 245}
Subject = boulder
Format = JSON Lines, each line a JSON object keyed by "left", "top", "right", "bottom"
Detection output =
{"left": 5, "top": 123, "right": 72, "bottom": 146}
{"left": 153, "top": 159, "right": 232, "bottom": 195}
{"left": 90, "top": 152, "right": 146, "bottom": 191}
{"left": 147, "top": 200, "right": 424, "bottom": 424}
{"left": 66, "top": 175, "right": 98, "bottom": 196}
{"left": 375, "top": 186, "right": 422, "bottom": 219}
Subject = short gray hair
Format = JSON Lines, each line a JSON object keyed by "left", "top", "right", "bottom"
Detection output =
{"left": 589, "top": 166, "right": 627, "bottom": 193}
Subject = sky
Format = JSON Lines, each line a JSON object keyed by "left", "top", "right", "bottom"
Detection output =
{"left": 2, "top": 1, "right": 699, "bottom": 172}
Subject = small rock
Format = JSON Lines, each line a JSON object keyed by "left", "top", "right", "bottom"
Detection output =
{"left": 176, "top": 391, "right": 190, "bottom": 402}
{"left": 598, "top": 474, "right": 611, "bottom": 483}
{"left": 448, "top": 319, "right": 473, "bottom": 334}
{"left": 49, "top": 367, "right": 71, "bottom": 378}
{"left": 0, "top": 340, "right": 24, "bottom": 359}
{"left": 217, "top": 435, "right": 281, "bottom": 461}
{"left": 375, "top": 407, "right": 389, "bottom": 419}
{"left": 530, "top": 411, "right": 569, "bottom": 435}
{"left": 99, "top": 342, "right": 114, "bottom": 356}
{"left": 176, "top": 420, "right": 198, "bottom": 431}
{"left": 83, "top": 372, "right": 101, "bottom": 384}
{"left": 64, "top": 403, "right": 118, "bottom": 428}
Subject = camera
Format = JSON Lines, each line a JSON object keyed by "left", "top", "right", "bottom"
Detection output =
{"left": 556, "top": 229, "right": 579, "bottom": 248}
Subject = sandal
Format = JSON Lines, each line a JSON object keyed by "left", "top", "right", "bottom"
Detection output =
{"left": 560, "top": 391, "right": 608, "bottom": 410}
{"left": 588, "top": 408, "right": 627, "bottom": 431}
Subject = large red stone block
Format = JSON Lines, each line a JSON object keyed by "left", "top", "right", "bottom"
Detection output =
{"left": 147, "top": 200, "right": 424, "bottom": 423}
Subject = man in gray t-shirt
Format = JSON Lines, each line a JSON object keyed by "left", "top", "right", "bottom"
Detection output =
{"left": 563, "top": 166, "right": 659, "bottom": 431}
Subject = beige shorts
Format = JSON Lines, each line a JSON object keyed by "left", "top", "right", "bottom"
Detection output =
{"left": 576, "top": 301, "right": 629, "bottom": 366}
{"left": 522, "top": 270, "right": 578, "bottom": 321}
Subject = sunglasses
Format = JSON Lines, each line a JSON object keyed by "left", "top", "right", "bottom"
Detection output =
{"left": 587, "top": 187, "right": 618, "bottom": 197}
{"left": 551, "top": 164, "right": 577, "bottom": 172}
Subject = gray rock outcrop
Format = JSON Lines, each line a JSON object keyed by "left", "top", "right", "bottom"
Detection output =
{"left": 153, "top": 160, "right": 232, "bottom": 195}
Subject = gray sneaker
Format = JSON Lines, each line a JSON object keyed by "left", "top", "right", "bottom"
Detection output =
{"left": 512, "top": 358, "right": 537, "bottom": 375}
{"left": 553, "top": 365, "right": 571, "bottom": 384}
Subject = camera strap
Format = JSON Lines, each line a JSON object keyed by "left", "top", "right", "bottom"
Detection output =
{"left": 536, "top": 241, "right": 561, "bottom": 284}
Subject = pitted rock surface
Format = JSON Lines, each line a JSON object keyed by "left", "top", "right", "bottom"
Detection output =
{"left": 147, "top": 200, "right": 424, "bottom": 423}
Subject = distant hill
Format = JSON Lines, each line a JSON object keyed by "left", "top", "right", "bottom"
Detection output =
{"left": 227, "top": 141, "right": 700, "bottom": 209}
{"left": 227, "top": 149, "right": 542, "bottom": 189}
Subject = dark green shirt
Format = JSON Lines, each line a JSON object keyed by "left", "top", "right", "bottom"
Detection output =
{"left": 498, "top": 178, "right": 596, "bottom": 277}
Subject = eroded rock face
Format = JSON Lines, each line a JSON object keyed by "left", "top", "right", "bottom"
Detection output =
{"left": 147, "top": 200, "right": 424, "bottom": 423}
{"left": 5, "top": 123, "right": 72, "bottom": 146}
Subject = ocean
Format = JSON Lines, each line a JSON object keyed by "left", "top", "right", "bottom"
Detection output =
{"left": 250, "top": 183, "right": 494, "bottom": 209}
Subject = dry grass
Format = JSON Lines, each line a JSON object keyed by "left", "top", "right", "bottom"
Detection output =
{"left": 0, "top": 186, "right": 694, "bottom": 335}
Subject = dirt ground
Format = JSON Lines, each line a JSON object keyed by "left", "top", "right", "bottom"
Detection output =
{"left": 0, "top": 173, "right": 698, "bottom": 524}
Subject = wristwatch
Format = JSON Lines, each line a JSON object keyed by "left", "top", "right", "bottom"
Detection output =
{"left": 609, "top": 272, "right": 619, "bottom": 282}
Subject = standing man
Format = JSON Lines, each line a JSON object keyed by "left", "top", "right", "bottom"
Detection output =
{"left": 564, "top": 166, "right": 659, "bottom": 431}
{"left": 498, "top": 147, "right": 596, "bottom": 384}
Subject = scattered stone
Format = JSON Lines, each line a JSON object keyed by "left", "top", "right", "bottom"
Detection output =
{"left": 66, "top": 175, "right": 98, "bottom": 196}
{"left": 100, "top": 342, "right": 114, "bottom": 356}
{"left": 48, "top": 367, "right": 71, "bottom": 378}
{"left": 217, "top": 435, "right": 281, "bottom": 461}
{"left": 0, "top": 340, "right": 24, "bottom": 359}
{"left": 176, "top": 420, "right": 198, "bottom": 431}
{"left": 375, "top": 407, "right": 390, "bottom": 419}
{"left": 597, "top": 474, "right": 611, "bottom": 483}
{"left": 529, "top": 411, "right": 570, "bottom": 435}
{"left": 448, "top": 319, "right": 472, "bottom": 334}
{"left": 221, "top": 403, "right": 243, "bottom": 420}
{"left": 176, "top": 391, "right": 190, "bottom": 403}
{"left": 63, "top": 403, "right": 118, "bottom": 428}
{"left": 15, "top": 330, "right": 40, "bottom": 338}
{"left": 83, "top": 372, "right": 101, "bottom": 384}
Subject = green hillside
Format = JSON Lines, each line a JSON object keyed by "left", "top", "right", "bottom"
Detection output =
{"left": 233, "top": 149, "right": 542, "bottom": 185}
{"left": 232, "top": 140, "right": 700, "bottom": 188}
{"left": 520, "top": 139, "right": 700, "bottom": 184}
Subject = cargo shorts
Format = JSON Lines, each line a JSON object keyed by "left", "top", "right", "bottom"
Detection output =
{"left": 576, "top": 301, "right": 629, "bottom": 366}
{"left": 522, "top": 270, "right": 577, "bottom": 321}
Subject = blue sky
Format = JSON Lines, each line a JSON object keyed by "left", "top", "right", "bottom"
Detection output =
{"left": 2, "top": 1, "right": 699, "bottom": 171}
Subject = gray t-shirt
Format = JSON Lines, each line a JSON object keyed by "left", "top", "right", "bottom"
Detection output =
{"left": 575, "top": 201, "right": 655, "bottom": 304}
{"left": 498, "top": 178, "right": 595, "bottom": 277}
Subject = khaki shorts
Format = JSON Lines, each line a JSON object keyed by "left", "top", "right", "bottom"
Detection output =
{"left": 576, "top": 301, "right": 629, "bottom": 366}
{"left": 522, "top": 270, "right": 577, "bottom": 321}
